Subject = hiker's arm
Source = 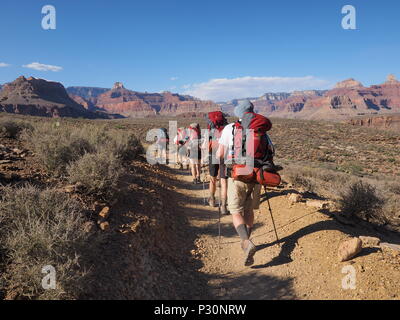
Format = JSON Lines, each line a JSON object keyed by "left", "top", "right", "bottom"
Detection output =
{"left": 216, "top": 144, "right": 225, "bottom": 159}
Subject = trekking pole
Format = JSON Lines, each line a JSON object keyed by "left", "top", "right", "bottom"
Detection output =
{"left": 263, "top": 186, "right": 280, "bottom": 245}
{"left": 217, "top": 163, "right": 223, "bottom": 248}
{"left": 202, "top": 164, "right": 206, "bottom": 206}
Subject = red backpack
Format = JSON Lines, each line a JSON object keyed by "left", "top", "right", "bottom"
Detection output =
{"left": 175, "top": 128, "right": 187, "bottom": 145}
{"left": 230, "top": 112, "right": 281, "bottom": 187}
{"left": 207, "top": 111, "right": 227, "bottom": 152}
{"left": 187, "top": 125, "right": 200, "bottom": 141}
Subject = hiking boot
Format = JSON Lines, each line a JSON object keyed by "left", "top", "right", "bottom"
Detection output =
{"left": 242, "top": 239, "right": 257, "bottom": 267}
{"left": 220, "top": 199, "right": 229, "bottom": 215}
{"left": 208, "top": 196, "right": 216, "bottom": 207}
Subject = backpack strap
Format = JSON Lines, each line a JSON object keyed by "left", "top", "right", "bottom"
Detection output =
{"left": 231, "top": 124, "right": 236, "bottom": 162}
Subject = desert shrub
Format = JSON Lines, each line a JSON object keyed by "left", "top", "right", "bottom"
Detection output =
{"left": 388, "top": 183, "right": 400, "bottom": 195}
{"left": 67, "top": 150, "right": 124, "bottom": 199}
{"left": 24, "top": 123, "right": 143, "bottom": 175}
{"left": 0, "top": 119, "right": 33, "bottom": 139}
{"left": 339, "top": 181, "right": 385, "bottom": 223}
{"left": 23, "top": 123, "right": 95, "bottom": 174}
{"left": 104, "top": 131, "right": 144, "bottom": 162}
{"left": 381, "top": 195, "right": 400, "bottom": 230}
{"left": 286, "top": 171, "right": 316, "bottom": 193}
{"left": 0, "top": 185, "right": 92, "bottom": 299}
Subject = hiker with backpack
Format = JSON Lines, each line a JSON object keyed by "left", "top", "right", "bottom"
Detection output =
{"left": 155, "top": 128, "right": 169, "bottom": 164}
{"left": 204, "top": 111, "right": 229, "bottom": 215}
{"left": 187, "top": 123, "right": 202, "bottom": 184}
{"left": 173, "top": 127, "right": 189, "bottom": 170}
{"left": 216, "top": 100, "right": 282, "bottom": 266}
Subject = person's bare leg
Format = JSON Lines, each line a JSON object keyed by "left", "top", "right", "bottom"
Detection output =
{"left": 196, "top": 163, "right": 201, "bottom": 180}
{"left": 209, "top": 176, "right": 217, "bottom": 196}
{"left": 190, "top": 163, "right": 196, "bottom": 180}
{"left": 221, "top": 178, "right": 228, "bottom": 199}
{"left": 220, "top": 178, "right": 229, "bottom": 214}
{"left": 232, "top": 212, "right": 246, "bottom": 230}
{"left": 209, "top": 176, "right": 216, "bottom": 206}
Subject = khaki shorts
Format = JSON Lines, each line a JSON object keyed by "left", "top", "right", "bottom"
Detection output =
{"left": 227, "top": 178, "right": 261, "bottom": 214}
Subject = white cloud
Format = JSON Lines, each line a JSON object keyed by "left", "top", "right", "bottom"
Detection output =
{"left": 0, "top": 63, "right": 10, "bottom": 67}
{"left": 170, "top": 77, "right": 179, "bottom": 81}
{"left": 22, "top": 62, "right": 63, "bottom": 72}
{"left": 182, "top": 76, "right": 332, "bottom": 101}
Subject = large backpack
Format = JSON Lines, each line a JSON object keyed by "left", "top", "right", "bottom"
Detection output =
{"left": 207, "top": 111, "right": 227, "bottom": 153}
{"left": 187, "top": 124, "right": 200, "bottom": 141}
{"left": 175, "top": 127, "right": 187, "bottom": 145}
{"left": 157, "top": 128, "right": 169, "bottom": 145}
{"left": 230, "top": 112, "right": 281, "bottom": 187}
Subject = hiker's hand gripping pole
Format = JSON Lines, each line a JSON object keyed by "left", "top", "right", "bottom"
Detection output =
{"left": 263, "top": 186, "right": 279, "bottom": 245}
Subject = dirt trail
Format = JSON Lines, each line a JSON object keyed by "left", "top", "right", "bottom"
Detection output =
{"left": 168, "top": 166, "right": 400, "bottom": 300}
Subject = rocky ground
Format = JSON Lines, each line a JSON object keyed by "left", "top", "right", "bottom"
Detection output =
{"left": 168, "top": 165, "right": 400, "bottom": 300}
{"left": 1, "top": 115, "right": 400, "bottom": 300}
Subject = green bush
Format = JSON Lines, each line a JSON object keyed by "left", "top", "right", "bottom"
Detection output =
{"left": 339, "top": 181, "right": 385, "bottom": 223}
{"left": 67, "top": 150, "right": 124, "bottom": 199}
{"left": 0, "top": 185, "right": 92, "bottom": 300}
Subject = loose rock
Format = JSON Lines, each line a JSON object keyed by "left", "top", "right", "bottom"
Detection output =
{"left": 99, "top": 221, "right": 110, "bottom": 231}
{"left": 288, "top": 193, "right": 302, "bottom": 204}
{"left": 306, "top": 200, "right": 329, "bottom": 209}
{"left": 359, "top": 236, "right": 381, "bottom": 247}
{"left": 338, "top": 237, "right": 363, "bottom": 262}
{"left": 99, "top": 206, "right": 110, "bottom": 219}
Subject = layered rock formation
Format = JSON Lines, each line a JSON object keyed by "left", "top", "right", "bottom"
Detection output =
{"left": 66, "top": 86, "right": 109, "bottom": 100}
{"left": 334, "top": 78, "right": 363, "bottom": 89}
{"left": 85, "top": 83, "right": 220, "bottom": 118}
{"left": 239, "top": 75, "right": 400, "bottom": 120}
{"left": 347, "top": 114, "right": 400, "bottom": 131}
{"left": 0, "top": 76, "right": 119, "bottom": 119}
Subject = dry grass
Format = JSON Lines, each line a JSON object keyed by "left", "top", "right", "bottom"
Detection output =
{"left": 0, "top": 118, "right": 33, "bottom": 139}
{"left": 67, "top": 150, "right": 124, "bottom": 200}
{"left": 0, "top": 185, "right": 96, "bottom": 300}
{"left": 339, "top": 181, "right": 385, "bottom": 223}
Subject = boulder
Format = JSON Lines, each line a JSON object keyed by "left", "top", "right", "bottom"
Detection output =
{"left": 288, "top": 193, "right": 302, "bottom": 204}
{"left": 338, "top": 237, "right": 363, "bottom": 262}
{"left": 380, "top": 242, "right": 400, "bottom": 252}
{"left": 306, "top": 200, "right": 329, "bottom": 209}
{"left": 359, "top": 236, "right": 381, "bottom": 247}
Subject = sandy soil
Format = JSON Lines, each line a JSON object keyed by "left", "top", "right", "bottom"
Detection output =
{"left": 168, "top": 165, "right": 400, "bottom": 300}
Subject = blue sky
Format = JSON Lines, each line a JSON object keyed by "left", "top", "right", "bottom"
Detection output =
{"left": 0, "top": 0, "right": 399, "bottom": 101}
